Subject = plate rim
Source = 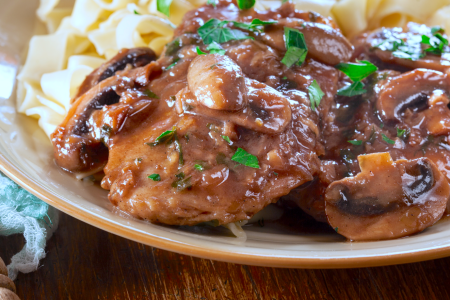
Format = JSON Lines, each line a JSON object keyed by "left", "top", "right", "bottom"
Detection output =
{"left": 2, "top": 151, "right": 450, "bottom": 268}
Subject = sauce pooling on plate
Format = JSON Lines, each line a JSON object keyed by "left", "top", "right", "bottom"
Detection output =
{"left": 51, "top": 0, "right": 450, "bottom": 241}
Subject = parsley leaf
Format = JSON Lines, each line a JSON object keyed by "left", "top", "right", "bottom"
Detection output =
{"left": 146, "top": 126, "right": 176, "bottom": 146}
{"left": 157, "top": 0, "right": 173, "bottom": 17}
{"left": 233, "top": 19, "right": 276, "bottom": 33}
{"left": 198, "top": 19, "right": 251, "bottom": 44}
{"left": 337, "top": 81, "right": 367, "bottom": 97}
{"left": 381, "top": 133, "right": 395, "bottom": 145}
{"left": 221, "top": 135, "right": 231, "bottom": 144}
{"left": 348, "top": 140, "right": 363, "bottom": 146}
{"left": 144, "top": 89, "right": 159, "bottom": 99}
{"left": 237, "top": 0, "right": 255, "bottom": 10}
{"left": 335, "top": 60, "right": 377, "bottom": 82}
{"left": 397, "top": 127, "right": 410, "bottom": 140}
{"left": 148, "top": 174, "right": 161, "bottom": 181}
{"left": 207, "top": 0, "right": 218, "bottom": 7}
{"left": 431, "top": 26, "right": 444, "bottom": 35}
{"left": 207, "top": 42, "right": 226, "bottom": 54}
{"left": 397, "top": 128, "right": 406, "bottom": 137}
{"left": 194, "top": 164, "right": 204, "bottom": 171}
{"left": 171, "top": 175, "right": 192, "bottom": 191}
{"left": 307, "top": 80, "right": 324, "bottom": 111}
{"left": 196, "top": 46, "right": 207, "bottom": 55}
{"left": 165, "top": 58, "right": 179, "bottom": 70}
{"left": 281, "top": 27, "right": 308, "bottom": 68}
{"left": 196, "top": 43, "right": 226, "bottom": 55}
{"left": 231, "top": 148, "right": 260, "bottom": 168}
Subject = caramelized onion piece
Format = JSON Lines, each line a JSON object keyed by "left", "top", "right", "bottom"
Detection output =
{"left": 187, "top": 54, "right": 248, "bottom": 111}
{"left": 263, "top": 18, "right": 353, "bottom": 65}
{"left": 325, "top": 152, "right": 450, "bottom": 241}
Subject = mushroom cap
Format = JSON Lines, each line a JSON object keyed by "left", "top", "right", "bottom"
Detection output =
{"left": 0, "top": 274, "right": 16, "bottom": 294}
{"left": 0, "top": 257, "right": 6, "bottom": 277}
{"left": 325, "top": 152, "right": 450, "bottom": 241}
{"left": 0, "top": 288, "right": 20, "bottom": 300}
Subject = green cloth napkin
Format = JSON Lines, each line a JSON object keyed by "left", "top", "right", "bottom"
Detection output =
{"left": 0, "top": 172, "right": 58, "bottom": 280}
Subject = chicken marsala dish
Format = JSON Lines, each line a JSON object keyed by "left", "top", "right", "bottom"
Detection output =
{"left": 51, "top": 0, "right": 450, "bottom": 241}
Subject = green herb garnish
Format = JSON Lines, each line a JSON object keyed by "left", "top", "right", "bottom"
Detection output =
{"left": 340, "top": 149, "right": 355, "bottom": 164}
{"left": 221, "top": 135, "right": 231, "bottom": 144}
{"left": 337, "top": 81, "right": 367, "bottom": 97}
{"left": 165, "top": 58, "right": 179, "bottom": 70}
{"left": 281, "top": 27, "right": 308, "bottom": 68}
{"left": 348, "top": 140, "right": 363, "bottom": 146}
{"left": 197, "top": 19, "right": 252, "bottom": 44}
{"left": 335, "top": 61, "right": 377, "bottom": 97}
{"left": 196, "top": 46, "right": 207, "bottom": 55}
{"left": 231, "top": 148, "right": 260, "bottom": 168}
{"left": 335, "top": 60, "right": 378, "bottom": 82}
{"left": 381, "top": 133, "right": 395, "bottom": 145}
{"left": 157, "top": 0, "right": 172, "bottom": 17}
{"left": 194, "top": 164, "right": 204, "bottom": 171}
{"left": 147, "top": 126, "right": 176, "bottom": 146}
{"left": 144, "top": 89, "right": 159, "bottom": 99}
{"left": 171, "top": 175, "right": 192, "bottom": 191}
{"left": 207, "top": 0, "right": 218, "bottom": 7}
{"left": 233, "top": 19, "right": 276, "bottom": 33}
{"left": 237, "top": 0, "right": 255, "bottom": 10}
{"left": 307, "top": 79, "right": 324, "bottom": 111}
{"left": 148, "top": 174, "right": 161, "bottom": 181}
{"left": 134, "top": 10, "right": 140, "bottom": 15}
{"left": 196, "top": 42, "right": 226, "bottom": 55}
{"left": 397, "top": 127, "right": 410, "bottom": 140}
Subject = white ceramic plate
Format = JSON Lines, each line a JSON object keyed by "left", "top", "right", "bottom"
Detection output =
{"left": 2, "top": 0, "right": 450, "bottom": 268}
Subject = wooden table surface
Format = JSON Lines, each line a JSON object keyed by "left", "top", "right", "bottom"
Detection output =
{"left": 2, "top": 212, "right": 450, "bottom": 300}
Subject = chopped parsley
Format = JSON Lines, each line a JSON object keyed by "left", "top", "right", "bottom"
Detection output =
{"left": 171, "top": 174, "right": 192, "bottom": 191}
{"left": 422, "top": 32, "right": 448, "bottom": 55}
{"left": 134, "top": 10, "right": 140, "bottom": 15}
{"left": 165, "top": 58, "right": 179, "bottom": 70}
{"left": 194, "top": 164, "right": 204, "bottom": 171}
{"left": 146, "top": 126, "right": 176, "bottom": 146}
{"left": 348, "top": 140, "right": 363, "bottom": 146}
{"left": 231, "top": 148, "right": 260, "bottom": 168}
{"left": 197, "top": 19, "right": 252, "bottom": 44}
{"left": 281, "top": 27, "right": 308, "bottom": 68}
{"left": 381, "top": 133, "right": 395, "bottom": 145}
{"left": 237, "top": 0, "right": 255, "bottom": 10}
{"left": 221, "top": 135, "right": 231, "bottom": 144}
{"left": 397, "top": 127, "right": 410, "bottom": 141}
{"left": 157, "top": 0, "right": 173, "bottom": 17}
{"left": 307, "top": 79, "right": 324, "bottom": 111}
{"left": 335, "top": 60, "right": 378, "bottom": 82}
{"left": 196, "top": 46, "right": 207, "bottom": 55}
{"left": 144, "top": 89, "right": 159, "bottom": 99}
{"left": 273, "top": 172, "right": 278, "bottom": 176}
{"left": 196, "top": 42, "right": 226, "bottom": 55}
{"left": 335, "top": 61, "right": 377, "bottom": 97}
{"left": 148, "top": 174, "right": 161, "bottom": 181}
{"left": 337, "top": 81, "right": 367, "bottom": 97}
{"left": 340, "top": 149, "right": 355, "bottom": 164}
{"left": 233, "top": 19, "right": 276, "bottom": 33}
{"left": 334, "top": 227, "right": 338, "bottom": 233}
{"left": 207, "top": 0, "right": 218, "bottom": 7}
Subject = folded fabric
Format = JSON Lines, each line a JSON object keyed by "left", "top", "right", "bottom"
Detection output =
{"left": 0, "top": 172, "right": 58, "bottom": 280}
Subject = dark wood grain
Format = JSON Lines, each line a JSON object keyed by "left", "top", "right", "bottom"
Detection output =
{"left": 2, "top": 212, "right": 450, "bottom": 300}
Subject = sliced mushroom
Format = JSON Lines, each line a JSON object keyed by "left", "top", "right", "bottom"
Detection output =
{"left": 361, "top": 23, "right": 450, "bottom": 72}
{"left": 324, "top": 152, "right": 450, "bottom": 241}
{"left": 179, "top": 75, "right": 291, "bottom": 134}
{"left": 262, "top": 18, "right": 353, "bottom": 65}
{"left": 51, "top": 62, "right": 162, "bottom": 173}
{"left": 187, "top": 54, "right": 248, "bottom": 111}
{"left": 376, "top": 69, "right": 450, "bottom": 134}
{"left": 75, "top": 48, "right": 156, "bottom": 98}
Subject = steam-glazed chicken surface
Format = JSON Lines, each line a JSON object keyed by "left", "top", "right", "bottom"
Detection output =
{"left": 52, "top": 0, "right": 450, "bottom": 240}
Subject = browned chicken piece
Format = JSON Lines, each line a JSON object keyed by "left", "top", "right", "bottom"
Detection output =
{"left": 325, "top": 152, "right": 450, "bottom": 241}
{"left": 52, "top": 0, "right": 349, "bottom": 226}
